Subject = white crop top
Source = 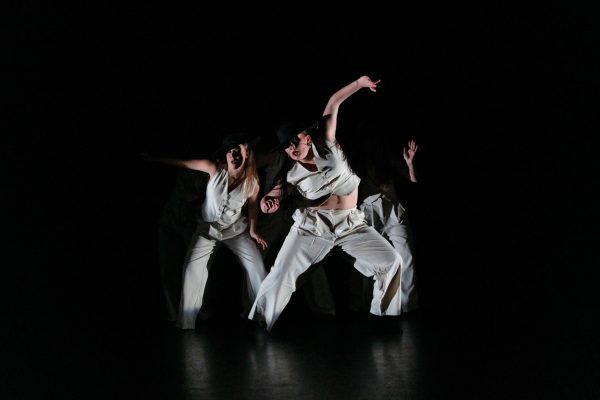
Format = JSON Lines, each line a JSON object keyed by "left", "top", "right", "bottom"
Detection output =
{"left": 286, "top": 139, "right": 360, "bottom": 200}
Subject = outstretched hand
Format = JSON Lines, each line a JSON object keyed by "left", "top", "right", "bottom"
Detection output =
{"left": 403, "top": 140, "right": 418, "bottom": 165}
{"left": 357, "top": 75, "right": 381, "bottom": 92}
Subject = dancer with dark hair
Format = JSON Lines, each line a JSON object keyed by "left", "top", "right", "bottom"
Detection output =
{"left": 256, "top": 149, "right": 336, "bottom": 320}
{"left": 249, "top": 76, "right": 403, "bottom": 331}
{"left": 146, "top": 132, "right": 267, "bottom": 330}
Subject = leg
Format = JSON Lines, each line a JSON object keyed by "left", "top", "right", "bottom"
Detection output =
{"left": 384, "top": 203, "right": 419, "bottom": 312}
{"left": 223, "top": 233, "right": 267, "bottom": 317}
{"left": 347, "top": 197, "right": 387, "bottom": 313}
{"left": 249, "top": 228, "right": 334, "bottom": 331}
{"left": 337, "top": 224, "right": 402, "bottom": 316}
{"left": 176, "top": 233, "right": 218, "bottom": 330}
{"left": 258, "top": 203, "right": 336, "bottom": 317}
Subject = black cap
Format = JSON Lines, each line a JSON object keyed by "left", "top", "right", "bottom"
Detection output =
{"left": 271, "top": 118, "right": 320, "bottom": 152}
{"left": 213, "top": 132, "right": 261, "bottom": 159}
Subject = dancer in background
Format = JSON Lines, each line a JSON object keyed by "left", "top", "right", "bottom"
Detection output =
{"left": 352, "top": 137, "right": 420, "bottom": 314}
{"left": 157, "top": 169, "right": 207, "bottom": 322}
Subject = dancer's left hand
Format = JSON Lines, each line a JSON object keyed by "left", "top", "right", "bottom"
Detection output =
{"left": 250, "top": 231, "right": 268, "bottom": 250}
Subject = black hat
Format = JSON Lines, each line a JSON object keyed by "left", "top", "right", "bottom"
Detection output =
{"left": 271, "top": 118, "right": 321, "bottom": 152}
{"left": 213, "top": 132, "right": 261, "bottom": 159}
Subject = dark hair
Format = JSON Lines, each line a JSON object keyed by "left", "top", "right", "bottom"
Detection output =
{"left": 271, "top": 117, "right": 322, "bottom": 152}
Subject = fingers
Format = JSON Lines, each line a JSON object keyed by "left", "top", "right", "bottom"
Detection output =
{"left": 369, "top": 78, "right": 381, "bottom": 92}
{"left": 260, "top": 198, "right": 280, "bottom": 213}
{"left": 368, "top": 79, "right": 379, "bottom": 92}
{"left": 361, "top": 76, "right": 381, "bottom": 92}
{"left": 265, "top": 198, "right": 279, "bottom": 213}
{"left": 254, "top": 236, "right": 268, "bottom": 250}
{"left": 407, "top": 140, "right": 418, "bottom": 153}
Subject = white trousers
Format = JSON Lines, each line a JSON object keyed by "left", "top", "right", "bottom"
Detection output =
{"left": 249, "top": 207, "right": 402, "bottom": 331}
{"left": 176, "top": 230, "right": 267, "bottom": 329}
{"left": 256, "top": 200, "right": 336, "bottom": 316}
{"left": 359, "top": 194, "right": 418, "bottom": 312}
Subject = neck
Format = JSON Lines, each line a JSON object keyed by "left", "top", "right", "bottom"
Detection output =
{"left": 300, "top": 148, "right": 316, "bottom": 164}
{"left": 228, "top": 163, "right": 243, "bottom": 174}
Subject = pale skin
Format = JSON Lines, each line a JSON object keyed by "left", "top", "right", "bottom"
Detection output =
{"left": 403, "top": 139, "right": 419, "bottom": 183}
{"left": 260, "top": 75, "right": 381, "bottom": 214}
{"left": 145, "top": 145, "right": 268, "bottom": 249}
{"left": 374, "top": 139, "right": 419, "bottom": 203}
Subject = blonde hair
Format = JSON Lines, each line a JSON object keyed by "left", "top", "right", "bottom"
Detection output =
{"left": 241, "top": 144, "right": 259, "bottom": 197}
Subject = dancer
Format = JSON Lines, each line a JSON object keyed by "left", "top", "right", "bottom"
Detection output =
{"left": 257, "top": 149, "right": 336, "bottom": 319}
{"left": 249, "top": 75, "right": 403, "bottom": 331}
{"left": 353, "top": 138, "right": 420, "bottom": 313}
{"left": 146, "top": 132, "right": 268, "bottom": 330}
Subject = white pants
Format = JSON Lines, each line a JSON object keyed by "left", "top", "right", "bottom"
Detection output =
{"left": 257, "top": 200, "right": 336, "bottom": 316}
{"left": 359, "top": 194, "right": 418, "bottom": 312}
{"left": 176, "top": 230, "right": 267, "bottom": 330}
{"left": 249, "top": 207, "right": 402, "bottom": 331}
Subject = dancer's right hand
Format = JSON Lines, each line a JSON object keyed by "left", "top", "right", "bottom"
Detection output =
{"left": 260, "top": 196, "right": 280, "bottom": 214}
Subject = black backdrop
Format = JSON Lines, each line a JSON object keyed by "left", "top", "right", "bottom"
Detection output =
{"left": 5, "top": 2, "right": 599, "bottom": 398}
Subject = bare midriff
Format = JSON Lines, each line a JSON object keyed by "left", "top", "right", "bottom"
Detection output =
{"left": 309, "top": 188, "right": 358, "bottom": 211}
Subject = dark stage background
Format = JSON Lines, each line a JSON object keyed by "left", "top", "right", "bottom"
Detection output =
{"left": 5, "top": 3, "right": 599, "bottom": 399}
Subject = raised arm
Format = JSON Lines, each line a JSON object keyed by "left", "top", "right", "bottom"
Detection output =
{"left": 247, "top": 183, "right": 268, "bottom": 249}
{"left": 143, "top": 154, "right": 218, "bottom": 177}
{"left": 322, "top": 75, "right": 381, "bottom": 143}
{"left": 402, "top": 139, "right": 419, "bottom": 183}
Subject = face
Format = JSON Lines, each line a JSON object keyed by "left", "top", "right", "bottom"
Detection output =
{"left": 226, "top": 144, "right": 247, "bottom": 170}
{"left": 284, "top": 133, "right": 311, "bottom": 161}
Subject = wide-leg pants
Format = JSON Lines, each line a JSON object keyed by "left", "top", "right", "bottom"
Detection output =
{"left": 176, "top": 230, "right": 267, "bottom": 330}
{"left": 359, "top": 194, "right": 418, "bottom": 312}
{"left": 249, "top": 207, "right": 402, "bottom": 331}
{"left": 257, "top": 200, "right": 336, "bottom": 316}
